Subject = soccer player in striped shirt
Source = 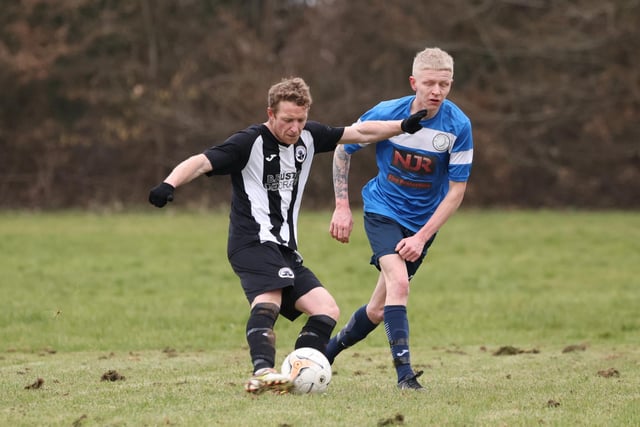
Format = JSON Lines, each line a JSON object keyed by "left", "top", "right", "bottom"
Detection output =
{"left": 149, "top": 76, "right": 426, "bottom": 393}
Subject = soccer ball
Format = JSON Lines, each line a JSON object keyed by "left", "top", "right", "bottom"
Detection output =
{"left": 281, "top": 347, "right": 332, "bottom": 394}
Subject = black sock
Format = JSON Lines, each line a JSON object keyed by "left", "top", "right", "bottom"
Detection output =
{"left": 246, "top": 302, "right": 279, "bottom": 373}
{"left": 294, "top": 314, "right": 337, "bottom": 354}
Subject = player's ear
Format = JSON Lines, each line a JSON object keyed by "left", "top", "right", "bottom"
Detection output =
{"left": 409, "top": 75, "right": 417, "bottom": 91}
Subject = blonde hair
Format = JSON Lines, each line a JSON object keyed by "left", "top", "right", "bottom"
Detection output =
{"left": 267, "top": 77, "right": 313, "bottom": 112}
{"left": 412, "top": 47, "right": 454, "bottom": 77}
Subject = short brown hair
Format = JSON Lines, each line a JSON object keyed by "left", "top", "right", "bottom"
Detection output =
{"left": 267, "top": 77, "right": 313, "bottom": 112}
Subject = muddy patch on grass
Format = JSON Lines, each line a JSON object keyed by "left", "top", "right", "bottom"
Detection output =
{"left": 72, "top": 414, "right": 88, "bottom": 427}
{"left": 25, "top": 377, "right": 44, "bottom": 389}
{"left": 163, "top": 347, "right": 179, "bottom": 358}
{"left": 101, "top": 370, "right": 125, "bottom": 381}
{"left": 562, "top": 344, "right": 587, "bottom": 353}
{"left": 378, "top": 413, "right": 404, "bottom": 426}
{"left": 547, "top": 399, "right": 561, "bottom": 408}
{"left": 492, "top": 346, "right": 539, "bottom": 356}
{"left": 597, "top": 368, "right": 620, "bottom": 378}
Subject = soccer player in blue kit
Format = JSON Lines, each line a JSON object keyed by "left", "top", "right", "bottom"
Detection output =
{"left": 326, "top": 47, "right": 474, "bottom": 390}
{"left": 148, "top": 77, "right": 426, "bottom": 394}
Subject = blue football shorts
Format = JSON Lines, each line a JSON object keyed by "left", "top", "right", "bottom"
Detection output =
{"left": 228, "top": 241, "right": 323, "bottom": 320}
{"left": 363, "top": 212, "right": 436, "bottom": 279}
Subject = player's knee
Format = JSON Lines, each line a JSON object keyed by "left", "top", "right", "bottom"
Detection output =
{"left": 299, "top": 298, "right": 339, "bottom": 321}
{"left": 366, "top": 305, "right": 384, "bottom": 324}
{"left": 315, "top": 295, "right": 339, "bottom": 320}
{"left": 388, "top": 279, "right": 410, "bottom": 299}
{"left": 323, "top": 301, "right": 340, "bottom": 321}
{"left": 305, "top": 288, "right": 339, "bottom": 320}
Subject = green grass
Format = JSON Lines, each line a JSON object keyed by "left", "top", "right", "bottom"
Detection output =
{"left": 1, "top": 210, "right": 639, "bottom": 426}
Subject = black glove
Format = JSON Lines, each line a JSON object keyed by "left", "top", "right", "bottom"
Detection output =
{"left": 149, "top": 182, "right": 175, "bottom": 208}
{"left": 400, "top": 109, "right": 427, "bottom": 134}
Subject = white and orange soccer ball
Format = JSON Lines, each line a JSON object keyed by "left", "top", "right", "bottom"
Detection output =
{"left": 281, "top": 347, "right": 332, "bottom": 394}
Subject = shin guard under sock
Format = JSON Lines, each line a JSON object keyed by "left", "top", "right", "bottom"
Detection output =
{"left": 295, "top": 314, "right": 337, "bottom": 354}
{"left": 383, "top": 305, "right": 413, "bottom": 382}
{"left": 246, "top": 302, "right": 279, "bottom": 373}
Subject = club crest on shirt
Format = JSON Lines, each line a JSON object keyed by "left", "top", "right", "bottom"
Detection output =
{"left": 432, "top": 133, "right": 451, "bottom": 152}
{"left": 278, "top": 267, "right": 295, "bottom": 279}
{"left": 295, "top": 145, "right": 307, "bottom": 162}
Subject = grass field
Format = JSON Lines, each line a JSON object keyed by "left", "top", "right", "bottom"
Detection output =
{"left": 1, "top": 209, "right": 639, "bottom": 426}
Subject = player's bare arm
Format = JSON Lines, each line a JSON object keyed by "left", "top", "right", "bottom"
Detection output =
{"left": 164, "top": 154, "right": 213, "bottom": 188}
{"left": 338, "top": 109, "right": 427, "bottom": 144}
{"left": 329, "top": 145, "right": 353, "bottom": 243}
{"left": 149, "top": 154, "right": 213, "bottom": 208}
{"left": 395, "top": 181, "right": 467, "bottom": 262}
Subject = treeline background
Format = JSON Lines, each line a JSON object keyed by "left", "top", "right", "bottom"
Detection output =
{"left": 1, "top": 0, "right": 638, "bottom": 210}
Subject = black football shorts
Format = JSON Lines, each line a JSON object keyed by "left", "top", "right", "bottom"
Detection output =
{"left": 228, "top": 241, "right": 323, "bottom": 320}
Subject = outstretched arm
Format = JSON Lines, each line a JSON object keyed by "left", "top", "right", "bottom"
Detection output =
{"left": 163, "top": 154, "right": 213, "bottom": 188}
{"left": 338, "top": 110, "right": 426, "bottom": 144}
{"left": 329, "top": 145, "right": 354, "bottom": 243}
{"left": 148, "top": 154, "right": 212, "bottom": 207}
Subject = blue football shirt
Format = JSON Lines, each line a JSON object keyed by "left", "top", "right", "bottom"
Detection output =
{"left": 344, "top": 95, "right": 473, "bottom": 232}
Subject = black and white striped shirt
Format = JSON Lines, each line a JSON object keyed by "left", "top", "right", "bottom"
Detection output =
{"left": 204, "top": 122, "right": 344, "bottom": 255}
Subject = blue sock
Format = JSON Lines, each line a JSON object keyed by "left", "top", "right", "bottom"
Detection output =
{"left": 383, "top": 305, "right": 413, "bottom": 382}
{"left": 325, "top": 305, "right": 378, "bottom": 364}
